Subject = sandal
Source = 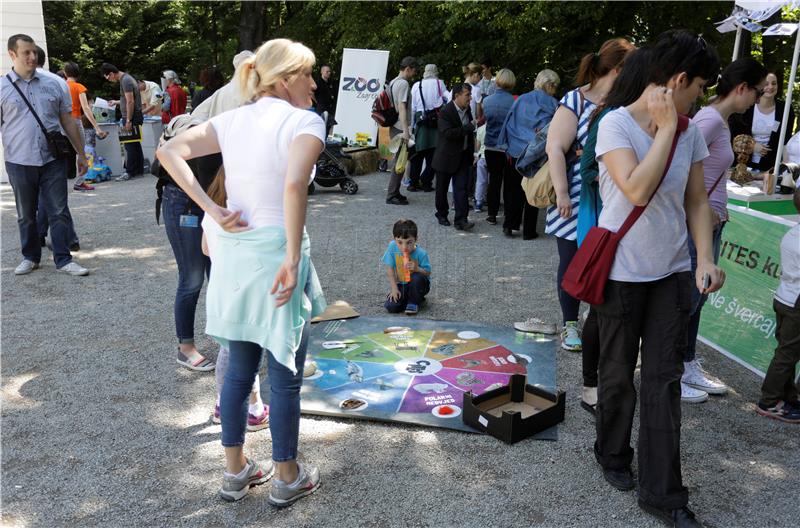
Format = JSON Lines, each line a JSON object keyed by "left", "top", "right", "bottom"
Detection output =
{"left": 177, "top": 349, "right": 216, "bottom": 372}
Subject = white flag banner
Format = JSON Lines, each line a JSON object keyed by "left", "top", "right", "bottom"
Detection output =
{"left": 333, "top": 48, "right": 390, "bottom": 147}
{"left": 763, "top": 22, "right": 798, "bottom": 36}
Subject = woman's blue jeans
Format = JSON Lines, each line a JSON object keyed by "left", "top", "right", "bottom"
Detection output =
{"left": 162, "top": 184, "right": 210, "bottom": 344}
{"left": 220, "top": 325, "right": 309, "bottom": 461}
{"left": 685, "top": 221, "right": 726, "bottom": 361}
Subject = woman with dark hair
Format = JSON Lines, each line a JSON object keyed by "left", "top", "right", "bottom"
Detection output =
{"left": 593, "top": 30, "right": 723, "bottom": 526}
{"left": 681, "top": 58, "right": 767, "bottom": 403}
{"left": 730, "top": 71, "right": 795, "bottom": 173}
{"left": 575, "top": 47, "right": 651, "bottom": 415}
{"left": 192, "top": 66, "right": 226, "bottom": 109}
{"left": 545, "top": 37, "right": 634, "bottom": 352}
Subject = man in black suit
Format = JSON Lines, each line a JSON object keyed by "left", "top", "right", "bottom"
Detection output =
{"left": 432, "top": 83, "right": 475, "bottom": 231}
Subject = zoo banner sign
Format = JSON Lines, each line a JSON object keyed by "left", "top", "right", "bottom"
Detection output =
{"left": 698, "top": 205, "right": 794, "bottom": 376}
{"left": 333, "top": 48, "right": 390, "bottom": 147}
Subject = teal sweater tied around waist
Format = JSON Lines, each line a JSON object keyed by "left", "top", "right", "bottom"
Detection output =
{"left": 205, "top": 226, "right": 326, "bottom": 374}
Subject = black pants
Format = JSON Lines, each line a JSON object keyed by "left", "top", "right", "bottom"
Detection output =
{"left": 583, "top": 307, "right": 600, "bottom": 388}
{"left": 124, "top": 141, "right": 144, "bottom": 176}
{"left": 556, "top": 237, "right": 580, "bottom": 323}
{"left": 435, "top": 151, "right": 471, "bottom": 226}
{"left": 485, "top": 150, "right": 506, "bottom": 217}
{"left": 410, "top": 148, "right": 435, "bottom": 189}
{"left": 503, "top": 157, "right": 539, "bottom": 236}
{"left": 760, "top": 298, "right": 800, "bottom": 406}
{"left": 384, "top": 273, "right": 430, "bottom": 312}
{"left": 594, "top": 273, "right": 692, "bottom": 511}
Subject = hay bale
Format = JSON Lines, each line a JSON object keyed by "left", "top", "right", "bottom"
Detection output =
{"left": 349, "top": 149, "right": 380, "bottom": 175}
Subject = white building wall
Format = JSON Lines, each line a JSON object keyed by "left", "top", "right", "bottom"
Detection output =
{"left": 1, "top": 1, "right": 48, "bottom": 183}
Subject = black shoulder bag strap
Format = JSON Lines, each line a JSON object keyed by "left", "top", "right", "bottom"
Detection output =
{"left": 418, "top": 80, "right": 428, "bottom": 112}
{"left": 6, "top": 73, "right": 52, "bottom": 138}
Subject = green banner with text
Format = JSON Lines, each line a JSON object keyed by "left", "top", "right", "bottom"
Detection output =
{"left": 699, "top": 206, "right": 794, "bottom": 376}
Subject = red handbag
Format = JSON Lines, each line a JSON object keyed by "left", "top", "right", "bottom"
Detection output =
{"left": 561, "top": 114, "right": 689, "bottom": 305}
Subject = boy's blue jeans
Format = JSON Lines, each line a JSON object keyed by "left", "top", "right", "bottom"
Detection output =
{"left": 685, "top": 221, "right": 726, "bottom": 361}
{"left": 385, "top": 272, "right": 430, "bottom": 312}
{"left": 220, "top": 325, "right": 309, "bottom": 462}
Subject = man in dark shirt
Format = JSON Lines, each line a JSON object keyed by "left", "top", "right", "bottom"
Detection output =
{"left": 101, "top": 62, "right": 144, "bottom": 181}
{"left": 314, "top": 64, "right": 337, "bottom": 135}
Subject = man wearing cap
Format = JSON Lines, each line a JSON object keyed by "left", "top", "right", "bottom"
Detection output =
{"left": 386, "top": 56, "right": 417, "bottom": 205}
{"left": 191, "top": 50, "right": 252, "bottom": 121}
{"left": 162, "top": 70, "right": 187, "bottom": 123}
{"left": 101, "top": 62, "right": 144, "bottom": 181}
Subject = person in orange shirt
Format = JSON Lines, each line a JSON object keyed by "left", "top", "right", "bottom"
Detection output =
{"left": 63, "top": 62, "right": 107, "bottom": 190}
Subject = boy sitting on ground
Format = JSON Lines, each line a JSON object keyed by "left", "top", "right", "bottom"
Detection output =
{"left": 382, "top": 219, "right": 431, "bottom": 315}
{"left": 756, "top": 187, "right": 800, "bottom": 424}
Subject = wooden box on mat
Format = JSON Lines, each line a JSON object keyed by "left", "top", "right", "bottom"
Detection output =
{"left": 462, "top": 374, "right": 565, "bottom": 444}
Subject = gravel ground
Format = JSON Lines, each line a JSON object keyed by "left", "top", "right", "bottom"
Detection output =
{"left": 2, "top": 171, "right": 798, "bottom": 528}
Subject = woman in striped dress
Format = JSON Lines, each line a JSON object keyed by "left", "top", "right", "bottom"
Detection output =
{"left": 544, "top": 38, "right": 633, "bottom": 352}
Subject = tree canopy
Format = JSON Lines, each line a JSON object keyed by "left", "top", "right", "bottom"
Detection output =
{"left": 42, "top": 1, "right": 800, "bottom": 101}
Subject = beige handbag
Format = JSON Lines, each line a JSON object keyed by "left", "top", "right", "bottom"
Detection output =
{"left": 522, "top": 162, "right": 556, "bottom": 207}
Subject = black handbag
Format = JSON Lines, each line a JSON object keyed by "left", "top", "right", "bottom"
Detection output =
{"left": 417, "top": 80, "right": 443, "bottom": 129}
{"left": 6, "top": 73, "right": 74, "bottom": 160}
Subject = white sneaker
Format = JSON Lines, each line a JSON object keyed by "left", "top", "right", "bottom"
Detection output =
{"left": 14, "top": 259, "right": 39, "bottom": 275}
{"left": 680, "top": 381, "right": 709, "bottom": 403}
{"left": 682, "top": 359, "right": 728, "bottom": 395}
{"left": 513, "top": 317, "right": 559, "bottom": 334}
{"left": 56, "top": 261, "right": 89, "bottom": 276}
{"left": 115, "top": 172, "right": 131, "bottom": 182}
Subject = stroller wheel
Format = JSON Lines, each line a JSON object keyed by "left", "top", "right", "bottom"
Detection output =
{"left": 341, "top": 178, "right": 358, "bottom": 195}
{"left": 308, "top": 182, "right": 316, "bottom": 195}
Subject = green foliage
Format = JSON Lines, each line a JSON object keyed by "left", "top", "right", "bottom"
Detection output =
{"left": 42, "top": 0, "right": 239, "bottom": 100}
{"left": 43, "top": 0, "right": 765, "bottom": 100}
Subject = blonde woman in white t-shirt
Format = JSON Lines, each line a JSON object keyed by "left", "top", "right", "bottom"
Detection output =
{"left": 157, "top": 38, "right": 325, "bottom": 507}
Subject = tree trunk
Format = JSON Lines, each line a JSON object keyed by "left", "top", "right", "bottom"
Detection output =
{"left": 237, "top": 1, "right": 266, "bottom": 52}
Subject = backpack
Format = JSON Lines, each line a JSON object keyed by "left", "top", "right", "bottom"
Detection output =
{"left": 152, "top": 114, "right": 201, "bottom": 224}
{"left": 371, "top": 79, "right": 399, "bottom": 127}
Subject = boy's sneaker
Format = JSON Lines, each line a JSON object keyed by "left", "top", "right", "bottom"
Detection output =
{"left": 212, "top": 404, "right": 221, "bottom": 424}
{"left": 405, "top": 303, "right": 419, "bottom": 315}
{"left": 682, "top": 359, "right": 727, "bottom": 395}
{"left": 514, "top": 317, "right": 559, "bottom": 334}
{"left": 268, "top": 462, "right": 321, "bottom": 507}
{"left": 756, "top": 400, "right": 800, "bottom": 424}
{"left": 680, "top": 382, "right": 709, "bottom": 403}
{"left": 247, "top": 406, "right": 270, "bottom": 431}
{"left": 561, "top": 321, "right": 582, "bottom": 351}
{"left": 73, "top": 182, "right": 95, "bottom": 191}
{"left": 219, "top": 458, "right": 273, "bottom": 502}
{"left": 303, "top": 360, "right": 318, "bottom": 378}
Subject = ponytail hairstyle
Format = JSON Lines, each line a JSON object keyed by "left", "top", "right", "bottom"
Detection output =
{"left": 207, "top": 165, "right": 227, "bottom": 207}
{"left": 576, "top": 37, "right": 634, "bottom": 87}
{"left": 648, "top": 29, "right": 720, "bottom": 87}
{"left": 237, "top": 38, "right": 316, "bottom": 103}
{"left": 716, "top": 57, "right": 767, "bottom": 98}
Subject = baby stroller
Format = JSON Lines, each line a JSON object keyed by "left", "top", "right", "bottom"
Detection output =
{"left": 309, "top": 137, "right": 358, "bottom": 195}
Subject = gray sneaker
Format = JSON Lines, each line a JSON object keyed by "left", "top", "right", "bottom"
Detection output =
{"left": 56, "top": 261, "right": 89, "bottom": 276}
{"left": 14, "top": 259, "right": 39, "bottom": 275}
{"left": 268, "top": 462, "right": 321, "bottom": 507}
{"left": 218, "top": 458, "right": 273, "bottom": 502}
{"left": 115, "top": 172, "right": 131, "bottom": 182}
